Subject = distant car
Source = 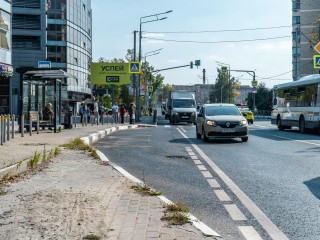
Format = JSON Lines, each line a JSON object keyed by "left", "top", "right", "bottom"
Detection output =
{"left": 196, "top": 103, "right": 249, "bottom": 142}
{"left": 239, "top": 107, "right": 254, "bottom": 124}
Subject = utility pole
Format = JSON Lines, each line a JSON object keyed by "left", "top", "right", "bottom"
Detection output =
{"left": 295, "top": 27, "right": 299, "bottom": 81}
{"left": 202, "top": 69, "right": 206, "bottom": 84}
{"left": 133, "top": 31, "right": 138, "bottom": 118}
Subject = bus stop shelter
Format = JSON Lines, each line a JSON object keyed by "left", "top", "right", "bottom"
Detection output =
{"left": 17, "top": 68, "right": 76, "bottom": 133}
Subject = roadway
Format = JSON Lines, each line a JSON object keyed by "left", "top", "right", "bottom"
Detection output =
{"left": 93, "top": 117, "right": 320, "bottom": 240}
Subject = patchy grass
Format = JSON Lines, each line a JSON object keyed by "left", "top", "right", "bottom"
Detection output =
{"left": 42, "top": 146, "right": 47, "bottom": 162}
{"left": 0, "top": 188, "right": 6, "bottom": 195}
{"left": 161, "top": 202, "right": 191, "bottom": 225}
{"left": 28, "top": 150, "right": 40, "bottom": 169}
{"left": 62, "top": 138, "right": 101, "bottom": 160}
{"left": 54, "top": 146, "right": 60, "bottom": 156}
{"left": 83, "top": 234, "right": 101, "bottom": 240}
{"left": 161, "top": 212, "right": 190, "bottom": 225}
{"left": 131, "top": 184, "right": 162, "bottom": 196}
{"left": 164, "top": 202, "right": 189, "bottom": 213}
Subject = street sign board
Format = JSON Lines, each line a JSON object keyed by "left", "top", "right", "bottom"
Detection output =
{"left": 251, "top": 80, "right": 258, "bottom": 87}
{"left": 38, "top": 61, "right": 51, "bottom": 68}
{"left": 314, "top": 55, "right": 320, "bottom": 69}
{"left": 129, "top": 62, "right": 141, "bottom": 74}
{"left": 91, "top": 62, "right": 132, "bottom": 85}
{"left": 314, "top": 42, "right": 320, "bottom": 54}
{"left": 147, "top": 86, "right": 153, "bottom": 92}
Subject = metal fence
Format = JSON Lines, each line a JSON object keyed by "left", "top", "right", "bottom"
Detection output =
{"left": 0, "top": 113, "right": 131, "bottom": 146}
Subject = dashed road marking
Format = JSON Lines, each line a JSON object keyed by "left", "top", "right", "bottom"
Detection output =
{"left": 214, "top": 190, "right": 232, "bottom": 202}
{"left": 224, "top": 204, "right": 247, "bottom": 221}
{"left": 197, "top": 165, "right": 207, "bottom": 171}
{"left": 201, "top": 171, "right": 213, "bottom": 178}
{"left": 207, "top": 178, "right": 221, "bottom": 188}
{"left": 191, "top": 155, "right": 198, "bottom": 160}
{"left": 193, "top": 160, "right": 202, "bottom": 165}
{"left": 238, "top": 226, "right": 263, "bottom": 240}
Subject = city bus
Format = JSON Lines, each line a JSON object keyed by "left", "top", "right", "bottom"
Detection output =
{"left": 271, "top": 74, "right": 320, "bottom": 133}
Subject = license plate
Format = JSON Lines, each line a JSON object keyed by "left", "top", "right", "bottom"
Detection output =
{"left": 222, "top": 128, "right": 235, "bottom": 133}
{"left": 181, "top": 116, "right": 189, "bottom": 118}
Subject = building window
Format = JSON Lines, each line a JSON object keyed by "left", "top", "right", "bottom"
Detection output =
{"left": 12, "top": 0, "right": 41, "bottom": 8}
{"left": 47, "top": 24, "right": 67, "bottom": 41}
{"left": 47, "top": 45, "right": 67, "bottom": 63}
{"left": 12, "top": 14, "right": 41, "bottom": 30}
{"left": 293, "top": 16, "right": 300, "bottom": 25}
{"left": 292, "top": 31, "right": 300, "bottom": 42}
{"left": 292, "top": 0, "right": 300, "bottom": 11}
{"left": 0, "top": 10, "right": 10, "bottom": 50}
{"left": 12, "top": 35, "right": 40, "bottom": 49}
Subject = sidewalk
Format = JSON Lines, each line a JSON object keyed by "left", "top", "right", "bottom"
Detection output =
{"left": 0, "top": 116, "right": 219, "bottom": 240}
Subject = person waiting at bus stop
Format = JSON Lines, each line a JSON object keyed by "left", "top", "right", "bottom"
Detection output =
{"left": 42, "top": 103, "right": 53, "bottom": 130}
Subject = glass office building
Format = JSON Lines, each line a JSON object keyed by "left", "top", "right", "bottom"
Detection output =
{"left": 0, "top": 0, "right": 13, "bottom": 115}
{"left": 12, "top": 0, "right": 92, "bottom": 115}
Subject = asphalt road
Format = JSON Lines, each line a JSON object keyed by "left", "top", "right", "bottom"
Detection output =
{"left": 93, "top": 117, "right": 320, "bottom": 240}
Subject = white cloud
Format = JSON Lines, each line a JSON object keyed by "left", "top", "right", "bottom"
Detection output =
{"left": 143, "top": 33, "right": 165, "bottom": 44}
{"left": 256, "top": 41, "right": 291, "bottom": 51}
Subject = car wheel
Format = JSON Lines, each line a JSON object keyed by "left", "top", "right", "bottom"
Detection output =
{"left": 202, "top": 127, "right": 209, "bottom": 142}
{"left": 241, "top": 137, "right": 248, "bottom": 142}
{"left": 277, "top": 116, "right": 285, "bottom": 131}
{"left": 299, "top": 116, "right": 306, "bottom": 134}
{"left": 250, "top": 120, "right": 254, "bottom": 124}
{"left": 196, "top": 126, "right": 201, "bottom": 139}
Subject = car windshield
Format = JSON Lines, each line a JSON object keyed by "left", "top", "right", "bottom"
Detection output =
{"left": 172, "top": 99, "right": 195, "bottom": 108}
{"left": 206, "top": 106, "right": 241, "bottom": 116}
{"left": 240, "top": 108, "right": 250, "bottom": 112}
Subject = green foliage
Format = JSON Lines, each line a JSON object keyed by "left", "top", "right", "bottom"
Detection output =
{"left": 161, "top": 212, "right": 190, "bottom": 225}
{"left": 246, "top": 82, "right": 272, "bottom": 110}
{"left": 28, "top": 150, "right": 40, "bottom": 168}
{"left": 83, "top": 234, "right": 101, "bottom": 240}
{"left": 132, "top": 184, "right": 162, "bottom": 196}
{"left": 54, "top": 147, "right": 60, "bottom": 156}
{"left": 62, "top": 138, "right": 101, "bottom": 160}
{"left": 42, "top": 146, "right": 47, "bottom": 162}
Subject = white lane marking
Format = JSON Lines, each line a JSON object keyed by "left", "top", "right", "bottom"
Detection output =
{"left": 179, "top": 127, "right": 187, "bottom": 133}
{"left": 197, "top": 165, "right": 207, "bottom": 171}
{"left": 191, "top": 156, "right": 198, "bottom": 160}
{"left": 164, "top": 125, "right": 171, "bottom": 128}
{"left": 194, "top": 160, "right": 202, "bottom": 165}
{"left": 176, "top": 128, "right": 289, "bottom": 240}
{"left": 252, "top": 131, "right": 320, "bottom": 147}
{"left": 224, "top": 204, "right": 247, "bottom": 221}
{"left": 238, "top": 226, "right": 263, "bottom": 240}
{"left": 201, "top": 171, "right": 213, "bottom": 178}
{"left": 188, "top": 152, "right": 196, "bottom": 156}
{"left": 207, "top": 178, "right": 221, "bottom": 188}
{"left": 214, "top": 190, "right": 232, "bottom": 202}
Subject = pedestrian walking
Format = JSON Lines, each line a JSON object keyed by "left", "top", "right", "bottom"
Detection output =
{"left": 112, "top": 102, "right": 119, "bottom": 123}
{"left": 119, "top": 104, "right": 126, "bottom": 124}
{"left": 93, "top": 99, "right": 99, "bottom": 125}
{"left": 128, "top": 102, "right": 136, "bottom": 124}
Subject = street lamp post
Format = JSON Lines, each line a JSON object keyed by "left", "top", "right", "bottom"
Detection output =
{"left": 136, "top": 10, "right": 172, "bottom": 121}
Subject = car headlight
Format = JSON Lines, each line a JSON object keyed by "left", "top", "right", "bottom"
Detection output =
{"left": 239, "top": 120, "right": 248, "bottom": 126}
{"left": 173, "top": 111, "right": 178, "bottom": 115}
{"left": 206, "top": 120, "right": 216, "bottom": 126}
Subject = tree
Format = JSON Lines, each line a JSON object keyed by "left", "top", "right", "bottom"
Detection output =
{"left": 246, "top": 82, "right": 272, "bottom": 111}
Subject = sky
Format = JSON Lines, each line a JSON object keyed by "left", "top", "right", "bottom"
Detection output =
{"left": 91, "top": 0, "right": 292, "bottom": 89}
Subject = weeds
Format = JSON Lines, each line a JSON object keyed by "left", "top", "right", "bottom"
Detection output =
{"left": 62, "top": 138, "right": 101, "bottom": 160}
{"left": 54, "top": 146, "right": 60, "bottom": 156}
{"left": 28, "top": 150, "right": 40, "bottom": 169}
{"left": 42, "top": 146, "right": 47, "bottom": 162}
{"left": 131, "top": 184, "right": 162, "bottom": 196}
{"left": 161, "top": 202, "right": 190, "bottom": 225}
{"left": 0, "top": 188, "right": 5, "bottom": 195}
{"left": 83, "top": 234, "right": 101, "bottom": 240}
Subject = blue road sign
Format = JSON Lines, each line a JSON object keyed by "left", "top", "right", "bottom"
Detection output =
{"left": 314, "top": 55, "right": 320, "bottom": 69}
{"left": 129, "top": 62, "right": 141, "bottom": 74}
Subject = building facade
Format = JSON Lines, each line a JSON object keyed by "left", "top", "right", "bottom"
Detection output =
{"left": 11, "top": 0, "right": 92, "bottom": 115}
{"left": 172, "top": 84, "right": 213, "bottom": 106}
{"left": 292, "top": 0, "right": 320, "bottom": 80}
{"left": 0, "top": 0, "right": 13, "bottom": 115}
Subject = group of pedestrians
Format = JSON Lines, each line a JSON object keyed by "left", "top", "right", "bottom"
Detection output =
{"left": 111, "top": 102, "right": 136, "bottom": 124}
{"left": 79, "top": 100, "right": 136, "bottom": 126}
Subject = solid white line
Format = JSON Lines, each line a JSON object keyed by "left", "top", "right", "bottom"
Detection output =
{"left": 214, "top": 190, "right": 232, "bottom": 202}
{"left": 176, "top": 128, "right": 289, "bottom": 240}
{"left": 238, "top": 226, "right": 263, "bottom": 240}
{"left": 224, "top": 204, "right": 247, "bottom": 221}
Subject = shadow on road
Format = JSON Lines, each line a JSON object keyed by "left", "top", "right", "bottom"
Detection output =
{"left": 304, "top": 177, "right": 320, "bottom": 200}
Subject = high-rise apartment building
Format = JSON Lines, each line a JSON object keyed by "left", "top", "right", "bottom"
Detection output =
{"left": 292, "top": 0, "right": 320, "bottom": 80}
{"left": 11, "top": 0, "right": 92, "bottom": 115}
{"left": 0, "top": 0, "right": 13, "bottom": 115}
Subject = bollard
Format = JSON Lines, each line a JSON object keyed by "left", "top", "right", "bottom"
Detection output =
{"left": 74, "top": 115, "right": 77, "bottom": 127}
{"left": 37, "top": 113, "right": 39, "bottom": 134}
{"left": 102, "top": 115, "right": 104, "bottom": 125}
{"left": 91, "top": 116, "right": 93, "bottom": 126}
{"left": 3, "top": 115, "right": 6, "bottom": 143}
{"left": 0, "top": 115, "right": 3, "bottom": 145}
{"left": 29, "top": 114, "right": 32, "bottom": 136}
{"left": 7, "top": 115, "right": 10, "bottom": 141}
{"left": 12, "top": 115, "right": 15, "bottom": 139}
{"left": 21, "top": 115, "right": 24, "bottom": 137}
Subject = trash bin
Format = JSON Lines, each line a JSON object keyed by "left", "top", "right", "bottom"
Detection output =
{"left": 64, "top": 110, "right": 73, "bottom": 129}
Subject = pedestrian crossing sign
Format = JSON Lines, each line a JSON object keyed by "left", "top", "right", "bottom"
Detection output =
{"left": 129, "top": 62, "right": 141, "bottom": 74}
{"left": 314, "top": 55, "right": 320, "bottom": 69}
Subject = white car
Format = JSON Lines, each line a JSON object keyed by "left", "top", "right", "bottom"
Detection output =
{"left": 196, "top": 103, "right": 249, "bottom": 142}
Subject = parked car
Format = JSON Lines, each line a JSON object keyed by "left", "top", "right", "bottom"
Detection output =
{"left": 196, "top": 103, "right": 249, "bottom": 142}
{"left": 238, "top": 107, "right": 254, "bottom": 124}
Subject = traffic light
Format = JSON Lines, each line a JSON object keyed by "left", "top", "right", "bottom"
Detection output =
{"left": 148, "top": 92, "right": 152, "bottom": 99}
